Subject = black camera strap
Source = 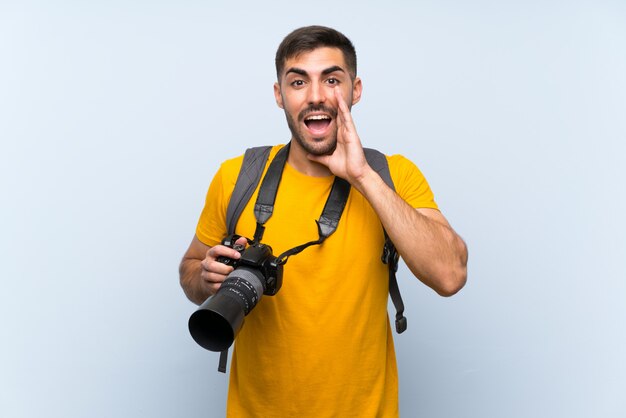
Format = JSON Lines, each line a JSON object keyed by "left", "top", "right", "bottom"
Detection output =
{"left": 252, "top": 143, "right": 290, "bottom": 243}
{"left": 276, "top": 176, "right": 350, "bottom": 264}
{"left": 252, "top": 142, "right": 351, "bottom": 262}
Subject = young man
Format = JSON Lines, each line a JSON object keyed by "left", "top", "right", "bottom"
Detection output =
{"left": 180, "top": 26, "right": 468, "bottom": 418}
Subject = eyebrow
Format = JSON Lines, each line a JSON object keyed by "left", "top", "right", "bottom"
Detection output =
{"left": 322, "top": 65, "right": 345, "bottom": 75}
{"left": 285, "top": 65, "right": 346, "bottom": 78}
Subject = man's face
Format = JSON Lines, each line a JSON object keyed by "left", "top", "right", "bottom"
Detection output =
{"left": 274, "top": 47, "right": 362, "bottom": 156}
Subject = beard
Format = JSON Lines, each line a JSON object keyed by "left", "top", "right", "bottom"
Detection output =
{"left": 283, "top": 104, "right": 338, "bottom": 156}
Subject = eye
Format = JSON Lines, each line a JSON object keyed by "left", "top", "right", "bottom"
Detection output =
{"left": 290, "top": 79, "right": 305, "bottom": 87}
{"left": 326, "top": 77, "right": 340, "bottom": 85}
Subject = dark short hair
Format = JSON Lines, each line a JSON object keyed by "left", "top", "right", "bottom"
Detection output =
{"left": 275, "top": 25, "right": 357, "bottom": 81}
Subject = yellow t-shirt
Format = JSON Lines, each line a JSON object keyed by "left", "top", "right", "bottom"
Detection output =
{"left": 196, "top": 145, "right": 438, "bottom": 418}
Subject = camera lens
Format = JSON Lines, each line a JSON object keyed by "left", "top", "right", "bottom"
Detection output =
{"left": 189, "top": 267, "right": 266, "bottom": 352}
{"left": 220, "top": 268, "right": 265, "bottom": 314}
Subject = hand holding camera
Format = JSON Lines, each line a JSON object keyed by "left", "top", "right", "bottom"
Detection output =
{"left": 200, "top": 235, "right": 248, "bottom": 295}
{"left": 189, "top": 234, "right": 284, "bottom": 352}
{"left": 214, "top": 234, "right": 248, "bottom": 266}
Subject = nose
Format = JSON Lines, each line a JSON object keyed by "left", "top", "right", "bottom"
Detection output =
{"left": 307, "top": 81, "right": 325, "bottom": 105}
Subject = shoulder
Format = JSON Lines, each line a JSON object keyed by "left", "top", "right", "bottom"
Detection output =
{"left": 217, "top": 144, "right": 286, "bottom": 186}
{"left": 385, "top": 154, "right": 428, "bottom": 183}
{"left": 384, "top": 153, "right": 439, "bottom": 210}
{"left": 363, "top": 149, "right": 428, "bottom": 188}
{"left": 385, "top": 153, "right": 421, "bottom": 170}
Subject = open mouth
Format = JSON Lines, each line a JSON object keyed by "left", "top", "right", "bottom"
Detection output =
{"left": 303, "top": 114, "right": 332, "bottom": 135}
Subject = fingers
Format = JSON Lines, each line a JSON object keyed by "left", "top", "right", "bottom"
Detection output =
{"left": 334, "top": 86, "right": 350, "bottom": 112}
{"left": 307, "top": 153, "right": 331, "bottom": 167}
{"left": 200, "top": 261, "right": 230, "bottom": 295}
{"left": 207, "top": 242, "right": 244, "bottom": 262}
{"left": 334, "top": 87, "right": 355, "bottom": 134}
{"left": 200, "top": 243, "right": 244, "bottom": 294}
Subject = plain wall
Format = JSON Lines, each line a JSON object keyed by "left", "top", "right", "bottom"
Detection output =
{"left": 1, "top": 1, "right": 625, "bottom": 417}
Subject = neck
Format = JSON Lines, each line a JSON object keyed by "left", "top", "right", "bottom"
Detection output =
{"left": 286, "top": 140, "right": 333, "bottom": 177}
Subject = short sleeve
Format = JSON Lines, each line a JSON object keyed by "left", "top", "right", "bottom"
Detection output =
{"left": 195, "top": 154, "right": 245, "bottom": 246}
{"left": 387, "top": 154, "right": 439, "bottom": 210}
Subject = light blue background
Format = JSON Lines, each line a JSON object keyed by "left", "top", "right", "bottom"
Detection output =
{"left": 1, "top": 1, "right": 625, "bottom": 417}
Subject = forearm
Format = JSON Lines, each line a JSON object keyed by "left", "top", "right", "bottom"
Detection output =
{"left": 179, "top": 258, "right": 210, "bottom": 305}
{"left": 353, "top": 168, "right": 468, "bottom": 296}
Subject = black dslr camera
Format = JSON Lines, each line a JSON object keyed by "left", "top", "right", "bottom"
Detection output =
{"left": 188, "top": 234, "right": 283, "bottom": 352}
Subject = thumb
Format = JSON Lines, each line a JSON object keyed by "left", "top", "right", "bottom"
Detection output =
{"left": 235, "top": 236, "right": 248, "bottom": 248}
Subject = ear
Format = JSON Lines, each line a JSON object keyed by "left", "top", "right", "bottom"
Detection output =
{"left": 273, "top": 82, "right": 284, "bottom": 109}
{"left": 351, "top": 77, "right": 363, "bottom": 106}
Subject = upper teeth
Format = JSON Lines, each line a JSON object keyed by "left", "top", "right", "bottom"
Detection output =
{"left": 306, "top": 115, "right": 330, "bottom": 120}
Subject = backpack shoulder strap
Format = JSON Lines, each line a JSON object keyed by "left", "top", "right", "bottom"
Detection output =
{"left": 226, "top": 146, "right": 273, "bottom": 235}
{"left": 364, "top": 148, "right": 407, "bottom": 334}
{"left": 364, "top": 148, "right": 396, "bottom": 192}
{"left": 219, "top": 146, "right": 272, "bottom": 373}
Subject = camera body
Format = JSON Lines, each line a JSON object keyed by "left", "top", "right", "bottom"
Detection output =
{"left": 189, "top": 234, "right": 283, "bottom": 352}
{"left": 218, "top": 234, "right": 283, "bottom": 296}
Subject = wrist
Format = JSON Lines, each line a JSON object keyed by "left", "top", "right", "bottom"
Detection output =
{"left": 350, "top": 165, "right": 380, "bottom": 195}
